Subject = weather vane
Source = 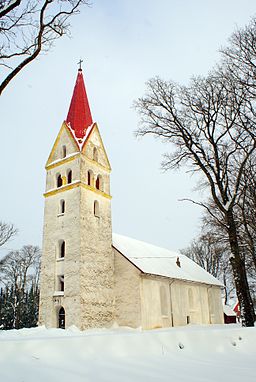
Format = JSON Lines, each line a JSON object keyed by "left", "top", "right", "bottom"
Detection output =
{"left": 77, "top": 59, "right": 83, "bottom": 70}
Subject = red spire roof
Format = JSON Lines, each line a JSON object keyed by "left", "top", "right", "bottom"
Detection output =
{"left": 66, "top": 69, "right": 93, "bottom": 140}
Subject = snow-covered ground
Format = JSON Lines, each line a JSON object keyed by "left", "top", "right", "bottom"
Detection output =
{"left": 0, "top": 324, "right": 255, "bottom": 382}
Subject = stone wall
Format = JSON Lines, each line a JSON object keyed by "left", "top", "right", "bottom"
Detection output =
{"left": 39, "top": 185, "right": 82, "bottom": 328}
{"left": 79, "top": 126, "right": 114, "bottom": 329}
{"left": 80, "top": 186, "right": 114, "bottom": 329}
{"left": 113, "top": 249, "right": 141, "bottom": 328}
{"left": 39, "top": 123, "right": 114, "bottom": 329}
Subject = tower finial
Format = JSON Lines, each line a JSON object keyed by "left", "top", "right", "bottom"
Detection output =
{"left": 77, "top": 58, "right": 83, "bottom": 71}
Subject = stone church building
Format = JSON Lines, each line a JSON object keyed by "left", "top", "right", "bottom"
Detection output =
{"left": 39, "top": 69, "right": 224, "bottom": 330}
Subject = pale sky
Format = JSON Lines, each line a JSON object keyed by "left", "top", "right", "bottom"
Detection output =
{"left": 1, "top": 0, "right": 256, "bottom": 256}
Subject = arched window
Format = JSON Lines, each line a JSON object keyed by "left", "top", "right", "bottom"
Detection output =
{"left": 67, "top": 169, "right": 72, "bottom": 184}
{"left": 58, "top": 306, "right": 65, "bottom": 329}
{"left": 96, "top": 176, "right": 99, "bottom": 190}
{"left": 59, "top": 240, "right": 65, "bottom": 258}
{"left": 95, "top": 175, "right": 103, "bottom": 191}
{"left": 88, "top": 170, "right": 93, "bottom": 186}
{"left": 57, "top": 174, "right": 62, "bottom": 188}
{"left": 93, "top": 147, "right": 98, "bottom": 161}
{"left": 62, "top": 145, "right": 67, "bottom": 158}
{"left": 60, "top": 200, "right": 65, "bottom": 214}
{"left": 59, "top": 275, "right": 64, "bottom": 291}
{"left": 94, "top": 200, "right": 99, "bottom": 217}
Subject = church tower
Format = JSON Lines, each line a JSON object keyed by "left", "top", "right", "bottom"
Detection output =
{"left": 39, "top": 68, "right": 114, "bottom": 330}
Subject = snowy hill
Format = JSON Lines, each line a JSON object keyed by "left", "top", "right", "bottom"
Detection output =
{"left": 0, "top": 325, "right": 255, "bottom": 382}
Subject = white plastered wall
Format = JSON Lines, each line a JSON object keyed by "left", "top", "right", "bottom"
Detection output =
{"left": 113, "top": 249, "right": 141, "bottom": 328}
{"left": 140, "top": 276, "right": 172, "bottom": 329}
{"left": 140, "top": 276, "right": 224, "bottom": 329}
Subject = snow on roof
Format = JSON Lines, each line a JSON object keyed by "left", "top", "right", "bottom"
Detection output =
{"left": 47, "top": 151, "right": 80, "bottom": 167}
{"left": 112, "top": 233, "right": 223, "bottom": 287}
{"left": 66, "top": 121, "right": 94, "bottom": 150}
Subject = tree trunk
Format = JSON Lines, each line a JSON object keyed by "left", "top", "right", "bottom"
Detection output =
{"left": 226, "top": 209, "right": 255, "bottom": 326}
{"left": 223, "top": 273, "right": 228, "bottom": 305}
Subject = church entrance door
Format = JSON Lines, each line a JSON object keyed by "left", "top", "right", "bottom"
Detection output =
{"left": 58, "top": 307, "right": 65, "bottom": 329}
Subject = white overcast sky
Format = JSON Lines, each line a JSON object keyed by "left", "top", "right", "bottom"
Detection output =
{"left": 1, "top": 0, "right": 256, "bottom": 255}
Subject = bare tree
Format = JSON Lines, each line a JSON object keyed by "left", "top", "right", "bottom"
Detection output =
{"left": 235, "top": 158, "right": 256, "bottom": 273}
{"left": 135, "top": 72, "right": 256, "bottom": 326}
{"left": 181, "top": 232, "right": 235, "bottom": 305}
{"left": 220, "top": 16, "right": 256, "bottom": 95}
{"left": 0, "top": 245, "right": 41, "bottom": 328}
{"left": 181, "top": 233, "right": 223, "bottom": 278}
{"left": 0, "top": 0, "right": 90, "bottom": 95}
{"left": 219, "top": 18, "right": 256, "bottom": 276}
{"left": 199, "top": 187, "right": 256, "bottom": 305}
{"left": 0, "top": 221, "right": 17, "bottom": 248}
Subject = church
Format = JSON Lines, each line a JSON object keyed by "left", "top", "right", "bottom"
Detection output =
{"left": 39, "top": 68, "right": 224, "bottom": 330}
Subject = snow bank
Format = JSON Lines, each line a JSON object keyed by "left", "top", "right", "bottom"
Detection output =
{"left": 0, "top": 325, "right": 255, "bottom": 382}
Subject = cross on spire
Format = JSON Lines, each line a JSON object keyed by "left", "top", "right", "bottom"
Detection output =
{"left": 77, "top": 59, "right": 83, "bottom": 71}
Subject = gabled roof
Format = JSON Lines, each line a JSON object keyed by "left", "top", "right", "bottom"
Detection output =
{"left": 112, "top": 233, "right": 223, "bottom": 287}
{"left": 66, "top": 69, "right": 93, "bottom": 142}
{"left": 45, "top": 122, "right": 80, "bottom": 166}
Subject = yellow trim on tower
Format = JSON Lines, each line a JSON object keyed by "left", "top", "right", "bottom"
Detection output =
{"left": 44, "top": 181, "right": 112, "bottom": 199}
{"left": 44, "top": 182, "right": 80, "bottom": 197}
{"left": 62, "top": 175, "right": 67, "bottom": 186}
{"left": 82, "top": 154, "right": 111, "bottom": 173}
{"left": 46, "top": 153, "right": 79, "bottom": 170}
{"left": 80, "top": 183, "right": 112, "bottom": 199}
